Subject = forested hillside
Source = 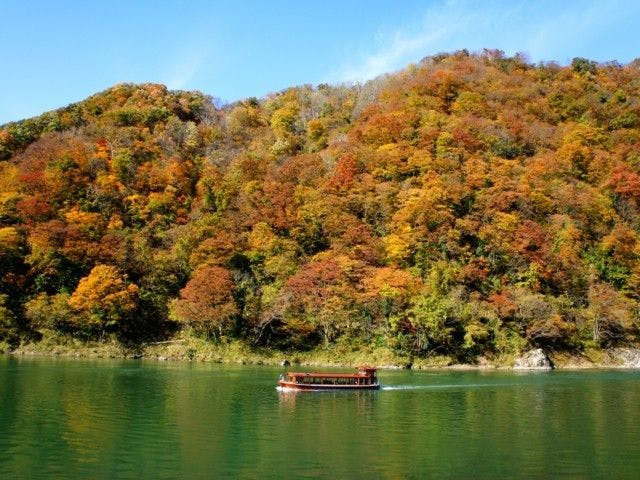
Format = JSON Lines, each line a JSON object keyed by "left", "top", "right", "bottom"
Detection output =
{"left": 2, "top": 50, "right": 640, "bottom": 361}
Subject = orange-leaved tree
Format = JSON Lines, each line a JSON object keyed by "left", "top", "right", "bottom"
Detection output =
{"left": 170, "top": 266, "right": 238, "bottom": 338}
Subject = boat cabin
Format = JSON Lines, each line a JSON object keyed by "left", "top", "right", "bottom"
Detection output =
{"left": 278, "top": 366, "right": 379, "bottom": 390}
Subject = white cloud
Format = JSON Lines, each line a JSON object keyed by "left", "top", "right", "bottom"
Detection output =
{"left": 327, "top": 0, "right": 638, "bottom": 85}
{"left": 335, "top": 25, "right": 450, "bottom": 83}
{"left": 326, "top": 1, "right": 495, "bottom": 83}
{"left": 164, "top": 50, "right": 208, "bottom": 90}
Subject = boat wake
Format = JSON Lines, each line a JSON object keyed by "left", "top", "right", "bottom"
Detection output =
{"left": 382, "top": 383, "right": 509, "bottom": 391}
{"left": 277, "top": 383, "right": 510, "bottom": 392}
{"left": 276, "top": 386, "right": 299, "bottom": 393}
{"left": 381, "top": 385, "right": 431, "bottom": 391}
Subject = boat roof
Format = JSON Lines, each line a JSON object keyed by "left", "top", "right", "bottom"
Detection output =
{"left": 286, "top": 372, "right": 375, "bottom": 378}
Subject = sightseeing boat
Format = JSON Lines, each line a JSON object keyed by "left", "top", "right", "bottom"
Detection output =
{"left": 277, "top": 366, "right": 380, "bottom": 391}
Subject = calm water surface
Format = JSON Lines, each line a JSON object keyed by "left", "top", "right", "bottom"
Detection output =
{"left": 1, "top": 356, "right": 640, "bottom": 479}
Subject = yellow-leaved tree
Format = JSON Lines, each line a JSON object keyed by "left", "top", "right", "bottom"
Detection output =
{"left": 68, "top": 264, "right": 139, "bottom": 337}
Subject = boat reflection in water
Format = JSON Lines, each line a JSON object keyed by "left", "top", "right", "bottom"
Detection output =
{"left": 277, "top": 366, "right": 380, "bottom": 391}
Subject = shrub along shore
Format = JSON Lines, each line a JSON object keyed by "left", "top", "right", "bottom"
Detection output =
{"left": 3, "top": 331, "right": 638, "bottom": 370}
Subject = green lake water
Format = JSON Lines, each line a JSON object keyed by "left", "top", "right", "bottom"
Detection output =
{"left": 1, "top": 357, "right": 640, "bottom": 479}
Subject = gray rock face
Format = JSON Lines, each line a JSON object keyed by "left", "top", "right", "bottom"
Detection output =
{"left": 513, "top": 348, "right": 553, "bottom": 370}
{"left": 611, "top": 348, "right": 640, "bottom": 368}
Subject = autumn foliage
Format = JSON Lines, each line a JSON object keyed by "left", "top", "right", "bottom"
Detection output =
{"left": 2, "top": 51, "right": 640, "bottom": 359}
{"left": 171, "top": 266, "right": 237, "bottom": 338}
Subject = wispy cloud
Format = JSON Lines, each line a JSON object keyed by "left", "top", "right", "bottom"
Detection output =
{"left": 326, "top": 0, "right": 505, "bottom": 83}
{"left": 335, "top": 26, "right": 450, "bottom": 83}
{"left": 164, "top": 50, "right": 208, "bottom": 90}
{"left": 328, "top": 0, "right": 639, "bottom": 85}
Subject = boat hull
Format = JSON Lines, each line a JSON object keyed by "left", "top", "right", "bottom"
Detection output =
{"left": 277, "top": 380, "right": 380, "bottom": 391}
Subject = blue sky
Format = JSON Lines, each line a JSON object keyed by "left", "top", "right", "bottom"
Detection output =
{"left": 1, "top": 0, "right": 639, "bottom": 124}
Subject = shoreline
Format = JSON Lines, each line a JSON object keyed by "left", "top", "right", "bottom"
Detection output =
{"left": 3, "top": 335, "right": 640, "bottom": 370}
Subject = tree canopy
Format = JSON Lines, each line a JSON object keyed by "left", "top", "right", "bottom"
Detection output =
{"left": 2, "top": 51, "right": 640, "bottom": 359}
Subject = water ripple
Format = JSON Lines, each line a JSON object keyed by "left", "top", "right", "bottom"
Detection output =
{"left": 2, "top": 358, "right": 640, "bottom": 479}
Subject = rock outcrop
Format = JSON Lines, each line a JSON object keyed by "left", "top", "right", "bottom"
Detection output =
{"left": 513, "top": 348, "right": 554, "bottom": 370}
{"left": 610, "top": 348, "right": 640, "bottom": 368}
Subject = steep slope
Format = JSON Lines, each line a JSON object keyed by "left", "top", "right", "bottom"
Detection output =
{"left": 1, "top": 50, "right": 640, "bottom": 361}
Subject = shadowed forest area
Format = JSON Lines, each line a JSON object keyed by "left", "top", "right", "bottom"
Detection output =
{"left": 1, "top": 50, "right": 640, "bottom": 362}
